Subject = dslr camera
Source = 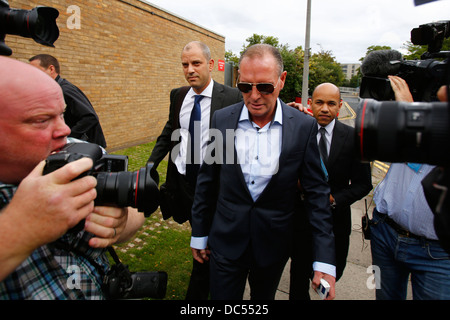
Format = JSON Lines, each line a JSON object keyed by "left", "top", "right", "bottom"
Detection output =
{"left": 43, "top": 142, "right": 160, "bottom": 218}
{"left": 0, "top": 0, "right": 59, "bottom": 56}
{"left": 44, "top": 142, "right": 167, "bottom": 299}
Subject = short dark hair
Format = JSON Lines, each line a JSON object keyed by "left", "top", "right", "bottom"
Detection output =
{"left": 29, "top": 54, "right": 60, "bottom": 74}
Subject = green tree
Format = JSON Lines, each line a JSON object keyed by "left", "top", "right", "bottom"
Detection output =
{"left": 309, "top": 50, "right": 345, "bottom": 93}
{"left": 224, "top": 50, "right": 239, "bottom": 65}
{"left": 402, "top": 37, "right": 450, "bottom": 59}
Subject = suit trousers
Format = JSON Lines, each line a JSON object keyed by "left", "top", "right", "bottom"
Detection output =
{"left": 289, "top": 198, "right": 349, "bottom": 300}
{"left": 174, "top": 173, "right": 210, "bottom": 300}
{"left": 209, "top": 246, "right": 288, "bottom": 300}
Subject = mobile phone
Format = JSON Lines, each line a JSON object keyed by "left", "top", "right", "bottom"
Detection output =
{"left": 315, "top": 278, "right": 330, "bottom": 299}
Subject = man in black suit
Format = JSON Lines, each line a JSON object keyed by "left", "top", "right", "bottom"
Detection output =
{"left": 29, "top": 54, "right": 107, "bottom": 148}
{"left": 190, "top": 44, "right": 336, "bottom": 300}
{"left": 289, "top": 83, "right": 373, "bottom": 299}
{"left": 147, "top": 41, "right": 242, "bottom": 299}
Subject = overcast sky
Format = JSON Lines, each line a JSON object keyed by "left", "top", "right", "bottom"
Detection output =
{"left": 145, "top": 0, "right": 450, "bottom": 63}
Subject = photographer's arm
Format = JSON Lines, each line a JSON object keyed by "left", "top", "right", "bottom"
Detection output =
{"left": 0, "top": 158, "right": 97, "bottom": 281}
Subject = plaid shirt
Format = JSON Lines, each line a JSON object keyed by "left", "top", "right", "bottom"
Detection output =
{"left": 0, "top": 181, "right": 110, "bottom": 299}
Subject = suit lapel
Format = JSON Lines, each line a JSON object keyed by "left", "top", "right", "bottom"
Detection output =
{"left": 210, "top": 81, "right": 224, "bottom": 123}
{"left": 226, "top": 102, "right": 253, "bottom": 199}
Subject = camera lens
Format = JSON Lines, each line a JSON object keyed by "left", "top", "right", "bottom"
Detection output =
{"left": 0, "top": 6, "right": 59, "bottom": 46}
{"left": 95, "top": 164, "right": 159, "bottom": 217}
{"left": 355, "top": 99, "right": 450, "bottom": 165}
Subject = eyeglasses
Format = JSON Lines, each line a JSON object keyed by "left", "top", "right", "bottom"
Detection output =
{"left": 237, "top": 78, "right": 280, "bottom": 95}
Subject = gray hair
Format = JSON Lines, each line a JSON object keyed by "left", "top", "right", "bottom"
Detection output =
{"left": 182, "top": 41, "right": 211, "bottom": 61}
{"left": 239, "top": 44, "right": 284, "bottom": 76}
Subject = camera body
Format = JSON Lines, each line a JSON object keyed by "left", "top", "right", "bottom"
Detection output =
{"left": 103, "top": 262, "right": 167, "bottom": 300}
{"left": 43, "top": 142, "right": 160, "bottom": 218}
{"left": 360, "top": 58, "right": 447, "bottom": 102}
{"left": 360, "top": 20, "right": 449, "bottom": 103}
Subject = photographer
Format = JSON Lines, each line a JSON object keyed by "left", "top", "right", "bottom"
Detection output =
{"left": 369, "top": 76, "right": 450, "bottom": 300}
{"left": 29, "top": 54, "right": 107, "bottom": 148}
{"left": 0, "top": 56, "right": 145, "bottom": 299}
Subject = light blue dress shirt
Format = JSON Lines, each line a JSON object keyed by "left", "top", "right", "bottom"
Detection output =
{"left": 373, "top": 162, "right": 438, "bottom": 240}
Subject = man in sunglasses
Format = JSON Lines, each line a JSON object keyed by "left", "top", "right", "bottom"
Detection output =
{"left": 190, "top": 44, "right": 336, "bottom": 300}
{"left": 147, "top": 41, "right": 242, "bottom": 300}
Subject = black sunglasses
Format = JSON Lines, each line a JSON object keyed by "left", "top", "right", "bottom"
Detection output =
{"left": 237, "top": 79, "right": 279, "bottom": 95}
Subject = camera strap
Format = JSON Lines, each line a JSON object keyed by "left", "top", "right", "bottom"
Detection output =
{"left": 107, "top": 246, "right": 123, "bottom": 265}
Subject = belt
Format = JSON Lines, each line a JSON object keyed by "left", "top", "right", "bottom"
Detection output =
{"left": 378, "top": 212, "right": 425, "bottom": 240}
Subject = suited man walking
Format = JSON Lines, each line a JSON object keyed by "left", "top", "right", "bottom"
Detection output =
{"left": 147, "top": 41, "right": 241, "bottom": 299}
{"left": 289, "top": 83, "right": 373, "bottom": 299}
{"left": 191, "top": 44, "right": 336, "bottom": 300}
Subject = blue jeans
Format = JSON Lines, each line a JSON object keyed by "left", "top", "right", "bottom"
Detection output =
{"left": 370, "top": 209, "right": 450, "bottom": 300}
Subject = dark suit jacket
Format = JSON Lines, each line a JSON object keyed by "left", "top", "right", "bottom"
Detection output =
{"left": 191, "top": 101, "right": 336, "bottom": 268}
{"left": 148, "top": 81, "right": 242, "bottom": 223}
{"left": 327, "top": 120, "right": 373, "bottom": 235}
{"left": 56, "top": 76, "right": 107, "bottom": 148}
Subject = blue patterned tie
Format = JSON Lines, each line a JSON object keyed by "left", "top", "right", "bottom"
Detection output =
{"left": 186, "top": 95, "right": 204, "bottom": 184}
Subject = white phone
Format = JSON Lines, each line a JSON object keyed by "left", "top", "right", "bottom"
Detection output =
{"left": 315, "top": 278, "right": 330, "bottom": 299}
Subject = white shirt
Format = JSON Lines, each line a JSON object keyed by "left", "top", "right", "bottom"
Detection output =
{"left": 174, "top": 80, "right": 214, "bottom": 175}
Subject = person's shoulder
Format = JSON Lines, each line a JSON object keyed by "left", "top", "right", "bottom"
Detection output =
{"left": 281, "top": 101, "right": 315, "bottom": 123}
{"left": 215, "top": 100, "right": 243, "bottom": 116}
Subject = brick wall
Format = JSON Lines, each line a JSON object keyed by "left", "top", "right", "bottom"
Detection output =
{"left": 4, "top": 0, "right": 225, "bottom": 151}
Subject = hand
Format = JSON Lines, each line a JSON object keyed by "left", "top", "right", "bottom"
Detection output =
{"left": 311, "top": 271, "right": 336, "bottom": 300}
{"left": 85, "top": 206, "right": 128, "bottom": 248}
{"left": 0, "top": 157, "right": 97, "bottom": 280}
{"left": 9, "top": 158, "right": 97, "bottom": 248}
{"left": 437, "top": 85, "right": 448, "bottom": 102}
{"left": 191, "top": 247, "right": 210, "bottom": 264}
{"left": 287, "top": 102, "right": 313, "bottom": 116}
{"left": 389, "top": 75, "right": 414, "bottom": 102}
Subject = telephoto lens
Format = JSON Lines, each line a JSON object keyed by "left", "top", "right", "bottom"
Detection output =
{"left": 355, "top": 99, "right": 450, "bottom": 166}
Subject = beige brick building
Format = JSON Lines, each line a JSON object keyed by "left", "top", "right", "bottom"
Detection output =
{"left": 4, "top": 0, "right": 226, "bottom": 151}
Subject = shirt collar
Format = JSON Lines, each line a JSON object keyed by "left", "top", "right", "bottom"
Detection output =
{"left": 318, "top": 118, "right": 336, "bottom": 135}
{"left": 187, "top": 79, "right": 214, "bottom": 100}
{"left": 239, "top": 98, "right": 283, "bottom": 128}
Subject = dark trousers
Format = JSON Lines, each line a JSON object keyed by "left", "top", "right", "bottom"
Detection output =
{"left": 186, "top": 258, "right": 210, "bottom": 300}
{"left": 174, "top": 174, "right": 210, "bottom": 300}
{"left": 209, "top": 247, "right": 288, "bottom": 300}
{"left": 289, "top": 199, "right": 349, "bottom": 300}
